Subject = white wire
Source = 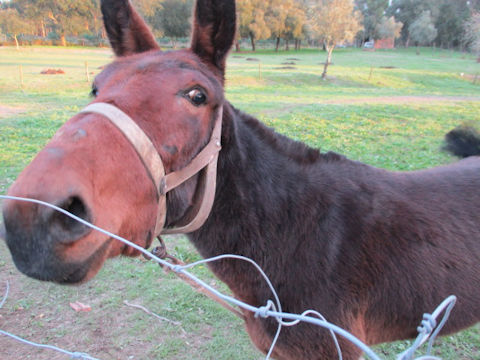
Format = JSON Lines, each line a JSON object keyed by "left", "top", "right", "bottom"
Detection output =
{"left": 0, "top": 281, "right": 9, "bottom": 309}
{"left": 0, "top": 195, "right": 371, "bottom": 359}
{"left": 0, "top": 281, "right": 98, "bottom": 359}
{"left": 0, "top": 195, "right": 458, "bottom": 360}
{"left": 0, "top": 329, "right": 100, "bottom": 360}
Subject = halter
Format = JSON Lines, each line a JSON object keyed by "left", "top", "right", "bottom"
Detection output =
{"left": 80, "top": 102, "right": 222, "bottom": 237}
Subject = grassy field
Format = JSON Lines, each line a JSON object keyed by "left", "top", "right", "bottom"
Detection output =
{"left": 0, "top": 45, "right": 480, "bottom": 359}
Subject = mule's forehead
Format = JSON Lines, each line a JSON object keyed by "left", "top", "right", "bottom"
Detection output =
{"left": 98, "top": 50, "right": 222, "bottom": 93}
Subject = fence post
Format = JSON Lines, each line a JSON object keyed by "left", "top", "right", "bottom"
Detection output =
{"left": 85, "top": 61, "right": 90, "bottom": 82}
{"left": 19, "top": 65, "right": 24, "bottom": 89}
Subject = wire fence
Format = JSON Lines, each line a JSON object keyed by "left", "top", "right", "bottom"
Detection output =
{"left": 0, "top": 195, "right": 458, "bottom": 360}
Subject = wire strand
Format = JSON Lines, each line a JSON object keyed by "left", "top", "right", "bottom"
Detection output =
{"left": 0, "top": 195, "right": 458, "bottom": 360}
{"left": 0, "top": 281, "right": 99, "bottom": 359}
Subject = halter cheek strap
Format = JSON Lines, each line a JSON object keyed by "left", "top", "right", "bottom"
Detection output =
{"left": 79, "top": 102, "right": 222, "bottom": 236}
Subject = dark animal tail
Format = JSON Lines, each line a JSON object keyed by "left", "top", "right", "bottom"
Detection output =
{"left": 444, "top": 125, "right": 480, "bottom": 158}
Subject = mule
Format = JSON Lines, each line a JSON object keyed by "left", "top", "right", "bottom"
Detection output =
{"left": 2, "top": 0, "right": 480, "bottom": 359}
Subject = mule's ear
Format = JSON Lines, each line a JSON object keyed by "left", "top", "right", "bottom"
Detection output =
{"left": 101, "top": 0, "right": 159, "bottom": 56}
{"left": 190, "top": 0, "right": 236, "bottom": 77}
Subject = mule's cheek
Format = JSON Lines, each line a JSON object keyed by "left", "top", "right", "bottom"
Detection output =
{"left": 91, "top": 170, "right": 159, "bottom": 257}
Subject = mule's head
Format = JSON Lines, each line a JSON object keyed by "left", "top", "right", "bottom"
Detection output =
{"left": 1, "top": 0, "right": 236, "bottom": 284}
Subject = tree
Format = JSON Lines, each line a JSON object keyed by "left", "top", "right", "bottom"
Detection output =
{"left": 35, "top": 0, "right": 96, "bottom": 46}
{"left": 375, "top": 16, "right": 402, "bottom": 40}
{"left": 10, "top": 0, "right": 47, "bottom": 37}
{"left": 433, "top": 0, "right": 470, "bottom": 49}
{"left": 237, "top": 0, "right": 271, "bottom": 51}
{"left": 0, "top": 8, "right": 30, "bottom": 49}
{"left": 133, "top": 0, "right": 165, "bottom": 38}
{"left": 464, "top": 11, "right": 480, "bottom": 61}
{"left": 85, "top": 0, "right": 104, "bottom": 43}
{"left": 355, "top": 0, "right": 388, "bottom": 41}
{"left": 387, "top": 0, "right": 437, "bottom": 46}
{"left": 266, "top": 0, "right": 290, "bottom": 51}
{"left": 284, "top": 1, "right": 307, "bottom": 50}
{"left": 308, "top": 0, "right": 362, "bottom": 79}
{"left": 408, "top": 10, "right": 437, "bottom": 53}
{"left": 158, "top": 0, "right": 192, "bottom": 47}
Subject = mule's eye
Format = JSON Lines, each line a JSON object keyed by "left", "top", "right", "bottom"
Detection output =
{"left": 186, "top": 89, "right": 207, "bottom": 106}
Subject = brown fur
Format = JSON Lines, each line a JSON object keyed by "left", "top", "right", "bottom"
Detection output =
{"left": 2, "top": 1, "right": 480, "bottom": 359}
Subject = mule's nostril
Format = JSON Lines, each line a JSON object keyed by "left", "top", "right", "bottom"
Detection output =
{"left": 51, "top": 196, "right": 92, "bottom": 243}
{"left": 64, "top": 196, "right": 87, "bottom": 220}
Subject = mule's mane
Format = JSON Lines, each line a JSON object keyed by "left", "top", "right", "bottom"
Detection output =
{"left": 232, "top": 106, "right": 345, "bottom": 165}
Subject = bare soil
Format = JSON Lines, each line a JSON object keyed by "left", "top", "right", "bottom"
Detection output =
{"left": 0, "top": 105, "right": 25, "bottom": 119}
{"left": 40, "top": 69, "right": 65, "bottom": 75}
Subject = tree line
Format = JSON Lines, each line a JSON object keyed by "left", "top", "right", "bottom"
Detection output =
{"left": 0, "top": 0, "right": 480, "bottom": 54}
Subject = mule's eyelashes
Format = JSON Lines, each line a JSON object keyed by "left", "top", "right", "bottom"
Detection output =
{"left": 185, "top": 88, "right": 207, "bottom": 106}
{"left": 90, "top": 84, "right": 98, "bottom": 98}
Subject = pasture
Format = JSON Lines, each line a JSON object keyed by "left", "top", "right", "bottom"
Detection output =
{"left": 0, "top": 45, "right": 480, "bottom": 359}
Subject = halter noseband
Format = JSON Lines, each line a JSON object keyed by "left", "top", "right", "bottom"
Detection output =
{"left": 80, "top": 102, "right": 222, "bottom": 236}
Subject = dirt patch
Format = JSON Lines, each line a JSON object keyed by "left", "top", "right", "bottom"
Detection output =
{"left": 0, "top": 105, "right": 25, "bottom": 119}
{"left": 277, "top": 66, "right": 297, "bottom": 70}
{"left": 379, "top": 66, "right": 396, "bottom": 69}
{"left": 40, "top": 69, "right": 65, "bottom": 75}
{"left": 281, "top": 62, "right": 296, "bottom": 65}
{"left": 286, "top": 58, "right": 300, "bottom": 61}
{"left": 323, "top": 95, "right": 480, "bottom": 105}
{"left": 461, "top": 73, "right": 479, "bottom": 83}
{"left": 246, "top": 58, "right": 259, "bottom": 62}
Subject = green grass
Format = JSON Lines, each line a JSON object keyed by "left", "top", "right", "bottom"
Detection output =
{"left": 0, "top": 45, "right": 479, "bottom": 359}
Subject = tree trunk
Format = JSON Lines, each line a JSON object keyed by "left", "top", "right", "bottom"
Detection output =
{"left": 322, "top": 46, "right": 334, "bottom": 79}
{"left": 275, "top": 37, "right": 280, "bottom": 52}
{"left": 250, "top": 34, "right": 256, "bottom": 51}
{"left": 61, "top": 34, "right": 67, "bottom": 47}
{"left": 41, "top": 20, "right": 46, "bottom": 38}
{"left": 295, "top": 39, "right": 301, "bottom": 51}
{"left": 93, "top": 15, "right": 98, "bottom": 36}
{"left": 235, "top": 39, "right": 240, "bottom": 52}
{"left": 327, "top": 47, "right": 333, "bottom": 64}
{"left": 416, "top": 45, "right": 419, "bottom": 55}
{"left": 14, "top": 34, "right": 19, "bottom": 50}
{"left": 172, "top": 38, "right": 177, "bottom": 49}
{"left": 285, "top": 39, "right": 289, "bottom": 51}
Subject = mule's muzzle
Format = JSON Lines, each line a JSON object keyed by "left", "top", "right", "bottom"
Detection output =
{"left": 2, "top": 195, "right": 95, "bottom": 283}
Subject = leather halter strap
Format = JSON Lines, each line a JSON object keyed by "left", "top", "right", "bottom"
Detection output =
{"left": 80, "top": 102, "right": 222, "bottom": 236}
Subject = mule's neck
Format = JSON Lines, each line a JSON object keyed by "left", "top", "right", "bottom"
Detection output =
{"left": 187, "top": 103, "right": 330, "bottom": 299}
